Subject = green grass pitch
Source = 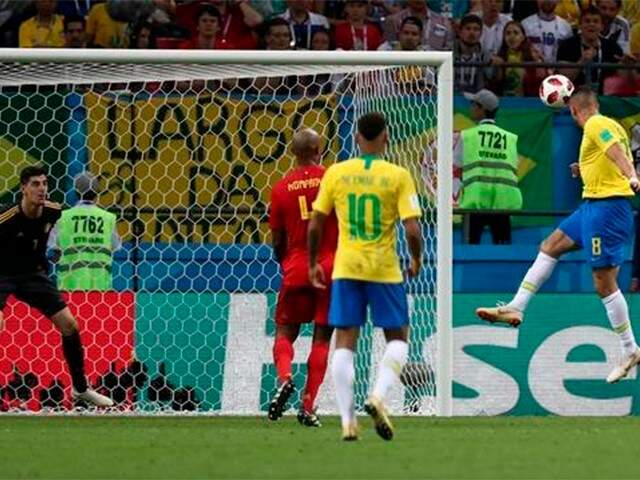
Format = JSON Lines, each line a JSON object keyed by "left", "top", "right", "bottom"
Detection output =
{"left": 1, "top": 416, "right": 640, "bottom": 479}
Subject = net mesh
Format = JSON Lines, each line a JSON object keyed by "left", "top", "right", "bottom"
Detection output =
{"left": 0, "top": 62, "right": 441, "bottom": 415}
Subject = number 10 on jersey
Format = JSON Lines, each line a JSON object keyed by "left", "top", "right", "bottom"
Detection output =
{"left": 348, "top": 193, "right": 381, "bottom": 240}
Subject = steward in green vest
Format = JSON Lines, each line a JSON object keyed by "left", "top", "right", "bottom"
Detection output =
{"left": 49, "top": 173, "right": 120, "bottom": 290}
{"left": 460, "top": 89, "right": 522, "bottom": 244}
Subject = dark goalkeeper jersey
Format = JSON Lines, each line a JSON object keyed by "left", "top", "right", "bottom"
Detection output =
{"left": 0, "top": 201, "right": 62, "bottom": 276}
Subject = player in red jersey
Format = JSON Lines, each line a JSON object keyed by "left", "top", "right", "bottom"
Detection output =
{"left": 267, "top": 128, "right": 338, "bottom": 427}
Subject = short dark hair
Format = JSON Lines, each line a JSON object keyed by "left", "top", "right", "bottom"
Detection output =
{"left": 581, "top": 5, "right": 603, "bottom": 21}
{"left": 401, "top": 16, "right": 423, "bottom": 32}
{"left": 311, "top": 26, "right": 332, "bottom": 48}
{"left": 20, "top": 166, "right": 47, "bottom": 185}
{"left": 63, "top": 14, "right": 85, "bottom": 32}
{"left": 196, "top": 4, "right": 220, "bottom": 22}
{"left": 266, "top": 17, "right": 290, "bottom": 34}
{"left": 357, "top": 112, "right": 387, "bottom": 141}
{"left": 130, "top": 20, "right": 155, "bottom": 49}
{"left": 460, "top": 14, "right": 482, "bottom": 29}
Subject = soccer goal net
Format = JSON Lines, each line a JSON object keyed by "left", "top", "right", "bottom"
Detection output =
{"left": 0, "top": 49, "right": 452, "bottom": 416}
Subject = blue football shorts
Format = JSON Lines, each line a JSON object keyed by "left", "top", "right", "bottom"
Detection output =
{"left": 558, "top": 197, "right": 633, "bottom": 269}
{"left": 328, "top": 279, "right": 409, "bottom": 329}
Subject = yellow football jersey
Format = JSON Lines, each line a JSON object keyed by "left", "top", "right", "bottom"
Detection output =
{"left": 19, "top": 15, "right": 65, "bottom": 48}
{"left": 313, "top": 155, "right": 421, "bottom": 283}
{"left": 580, "top": 114, "right": 634, "bottom": 199}
{"left": 86, "top": 3, "right": 129, "bottom": 48}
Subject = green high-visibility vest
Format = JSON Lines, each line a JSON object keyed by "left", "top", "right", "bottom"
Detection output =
{"left": 459, "top": 121, "right": 523, "bottom": 210}
{"left": 57, "top": 205, "right": 116, "bottom": 291}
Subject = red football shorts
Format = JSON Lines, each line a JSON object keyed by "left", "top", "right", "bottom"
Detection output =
{"left": 275, "top": 285, "right": 331, "bottom": 326}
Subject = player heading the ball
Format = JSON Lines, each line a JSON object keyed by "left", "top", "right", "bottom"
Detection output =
{"left": 309, "top": 112, "right": 423, "bottom": 441}
{"left": 0, "top": 166, "right": 113, "bottom": 408}
{"left": 477, "top": 87, "right": 640, "bottom": 383}
{"left": 268, "top": 128, "right": 338, "bottom": 427}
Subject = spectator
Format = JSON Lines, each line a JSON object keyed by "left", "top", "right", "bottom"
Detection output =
{"left": 63, "top": 14, "right": 87, "bottom": 48}
{"left": 454, "top": 14, "right": 486, "bottom": 94}
{"left": 49, "top": 173, "right": 121, "bottom": 292}
{"left": 383, "top": 0, "right": 453, "bottom": 50}
{"left": 179, "top": 4, "right": 225, "bottom": 49}
{"left": 311, "top": 26, "right": 331, "bottom": 50}
{"left": 175, "top": 0, "right": 263, "bottom": 50}
{"left": 378, "top": 16, "right": 424, "bottom": 51}
{"left": 492, "top": 21, "right": 547, "bottom": 96}
{"left": 521, "top": 0, "right": 573, "bottom": 63}
{"left": 597, "top": 0, "right": 630, "bottom": 53}
{"left": 280, "top": 0, "right": 329, "bottom": 50}
{"left": 19, "top": 0, "right": 65, "bottom": 48}
{"left": 264, "top": 17, "right": 292, "bottom": 50}
{"left": 334, "top": 0, "right": 383, "bottom": 51}
{"left": 86, "top": 1, "right": 129, "bottom": 48}
{"left": 458, "top": 89, "right": 522, "bottom": 244}
{"left": 215, "top": 0, "right": 263, "bottom": 49}
{"left": 480, "top": 0, "right": 512, "bottom": 59}
{"left": 379, "top": 17, "right": 432, "bottom": 89}
{"left": 251, "top": 18, "right": 295, "bottom": 95}
{"left": 130, "top": 21, "right": 155, "bottom": 49}
{"left": 557, "top": 6, "right": 622, "bottom": 91}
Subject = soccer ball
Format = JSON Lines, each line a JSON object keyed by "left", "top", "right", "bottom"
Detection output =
{"left": 539, "top": 74, "right": 574, "bottom": 108}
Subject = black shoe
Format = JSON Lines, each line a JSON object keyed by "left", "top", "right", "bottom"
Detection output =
{"left": 297, "top": 408, "right": 322, "bottom": 427}
{"left": 267, "top": 378, "right": 295, "bottom": 421}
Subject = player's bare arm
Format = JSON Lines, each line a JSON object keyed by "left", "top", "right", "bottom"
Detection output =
{"left": 307, "top": 211, "right": 326, "bottom": 289}
{"left": 270, "top": 228, "right": 287, "bottom": 263}
{"left": 606, "top": 142, "right": 640, "bottom": 192}
{"left": 570, "top": 162, "right": 580, "bottom": 178}
{"left": 403, "top": 217, "right": 422, "bottom": 278}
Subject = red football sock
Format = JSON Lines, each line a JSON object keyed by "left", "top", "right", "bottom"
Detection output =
{"left": 273, "top": 335, "right": 294, "bottom": 383}
{"left": 303, "top": 340, "right": 330, "bottom": 412}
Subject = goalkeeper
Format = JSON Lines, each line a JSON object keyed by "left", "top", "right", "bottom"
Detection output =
{"left": 268, "top": 128, "right": 338, "bottom": 427}
{"left": 0, "top": 166, "right": 112, "bottom": 408}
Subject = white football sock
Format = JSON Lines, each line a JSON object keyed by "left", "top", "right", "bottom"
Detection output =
{"left": 508, "top": 251, "right": 558, "bottom": 312}
{"left": 602, "top": 290, "right": 639, "bottom": 357}
{"left": 372, "top": 340, "right": 408, "bottom": 401}
{"left": 331, "top": 348, "right": 355, "bottom": 427}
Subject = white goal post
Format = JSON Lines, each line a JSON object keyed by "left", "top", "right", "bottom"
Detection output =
{"left": 0, "top": 49, "right": 452, "bottom": 416}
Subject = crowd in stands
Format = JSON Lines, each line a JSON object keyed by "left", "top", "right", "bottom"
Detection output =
{"left": 2, "top": 0, "right": 640, "bottom": 95}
